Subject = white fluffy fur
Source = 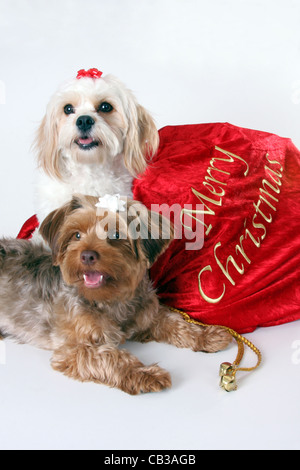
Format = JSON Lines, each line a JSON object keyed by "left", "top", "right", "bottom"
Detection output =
{"left": 34, "top": 73, "right": 159, "bottom": 225}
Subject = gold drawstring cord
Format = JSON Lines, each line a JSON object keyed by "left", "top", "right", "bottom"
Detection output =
{"left": 169, "top": 307, "right": 262, "bottom": 392}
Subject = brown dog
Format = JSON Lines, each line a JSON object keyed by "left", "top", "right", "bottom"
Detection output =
{"left": 0, "top": 195, "right": 231, "bottom": 394}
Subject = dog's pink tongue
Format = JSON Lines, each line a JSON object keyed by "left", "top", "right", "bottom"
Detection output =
{"left": 83, "top": 272, "right": 105, "bottom": 288}
{"left": 79, "top": 137, "right": 94, "bottom": 145}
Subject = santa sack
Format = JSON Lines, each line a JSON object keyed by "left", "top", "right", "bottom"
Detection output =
{"left": 133, "top": 123, "right": 300, "bottom": 334}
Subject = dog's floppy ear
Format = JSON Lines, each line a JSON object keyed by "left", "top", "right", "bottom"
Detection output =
{"left": 34, "top": 108, "right": 61, "bottom": 180}
{"left": 124, "top": 103, "right": 159, "bottom": 176}
{"left": 39, "top": 196, "right": 83, "bottom": 264}
{"left": 128, "top": 202, "right": 174, "bottom": 267}
{"left": 39, "top": 204, "right": 69, "bottom": 264}
{"left": 141, "top": 210, "right": 174, "bottom": 267}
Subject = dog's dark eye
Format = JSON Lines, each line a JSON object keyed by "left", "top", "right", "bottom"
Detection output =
{"left": 98, "top": 102, "right": 113, "bottom": 113}
{"left": 64, "top": 104, "right": 75, "bottom": 115}
{"left": 108, "top": 231, "right": 120, "bottom": 241}
{"left": 111, "top": 231, "right": 120, "bottom": 240}
{"left": 75, "top": 232, "right": 81, "bottom": 240}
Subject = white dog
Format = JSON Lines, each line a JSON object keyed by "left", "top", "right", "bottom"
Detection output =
{"left": 34, "top": 68, "right": 159, "bottom": 225}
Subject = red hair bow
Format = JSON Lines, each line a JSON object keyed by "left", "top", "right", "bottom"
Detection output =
{"left": 76, "top": 68, "right": 103, "bottom": 79}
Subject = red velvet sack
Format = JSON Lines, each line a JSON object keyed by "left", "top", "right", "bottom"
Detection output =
{"left": 133, "top": 123, "right": 300, "bottom": 333}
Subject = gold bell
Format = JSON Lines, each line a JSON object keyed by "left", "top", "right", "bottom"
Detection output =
{"left": 220, "top": 374, "right": 237, "bottom": 392}
{"left": 219, "top": 362, "right": 234, "bottom": 377}
{"left": 219, "top": 362, "right": 237, "bottom": 392}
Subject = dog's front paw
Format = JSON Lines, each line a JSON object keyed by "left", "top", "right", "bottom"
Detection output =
{"left": 172, "top": 321, "right": 232, "bottom": 353}
{"left": 200, "top": 325, "right": 232, "bottom": 353}
{"left": 122, "top": 364, "right": 172, "bottom": 395}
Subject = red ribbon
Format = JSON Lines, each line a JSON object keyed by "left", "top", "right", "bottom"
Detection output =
{"left": 76, "top": 68, "right": 103, "bottom": 80}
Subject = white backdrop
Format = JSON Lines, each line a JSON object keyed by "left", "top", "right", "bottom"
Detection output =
{"left": 0, "top": 0, "right": 300, "bottom": 450}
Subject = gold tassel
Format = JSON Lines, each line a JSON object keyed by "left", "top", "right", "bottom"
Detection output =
{"left": 169, "top": 307, "right": 262, "bottom": 392}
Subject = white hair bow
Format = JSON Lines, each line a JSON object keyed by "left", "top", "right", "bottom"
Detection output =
{"left": 95, "top": 194, "right": 126, "bottom": 213}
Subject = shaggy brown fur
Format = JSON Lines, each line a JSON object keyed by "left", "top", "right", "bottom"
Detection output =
{"left": 0, "top": 195, "right": 231, "bottom": 394}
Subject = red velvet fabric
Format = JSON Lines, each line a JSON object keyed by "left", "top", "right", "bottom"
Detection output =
{"left": 17, "top": 214, "right": 39, "bottom": 240}
{"left": 133, "top": 123, "right": 300, "bottom": 333}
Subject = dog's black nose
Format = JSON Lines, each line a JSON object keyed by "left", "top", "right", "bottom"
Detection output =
{"left": 76, "top": 115, "right": 95, "bottom": 132}
{"left": 80, "top": 250, "right": 99, "bottom": 265}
